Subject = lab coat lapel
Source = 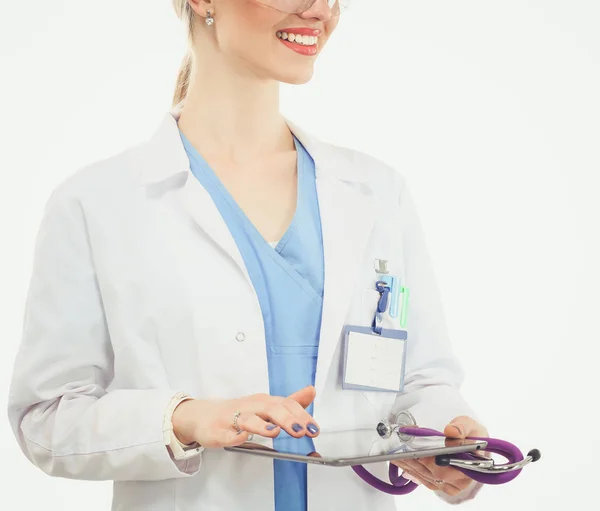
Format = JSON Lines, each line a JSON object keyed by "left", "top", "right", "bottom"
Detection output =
{"left": 178, "top": 174, "right": 252, "bottom": 284}
{"left": 313, "top": 173, "right": 375, "bottom": 397}
{"left": 284, "top": 119, "right": 377, "bottom": 398}
{"left": 137, "top": 112, "right": 252, "bottom": 286}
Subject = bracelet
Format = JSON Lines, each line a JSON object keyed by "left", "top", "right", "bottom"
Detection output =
{"left": 163, "top": 391, "right": 204, "bottom": 461}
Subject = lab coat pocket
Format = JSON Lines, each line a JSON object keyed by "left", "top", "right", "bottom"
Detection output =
{"left": 361, "top": 390, "right": 398, "bottom": 422}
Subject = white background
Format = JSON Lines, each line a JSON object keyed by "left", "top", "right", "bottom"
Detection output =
{"left": 1, "top": 0, "right": 598, "bottom": 509}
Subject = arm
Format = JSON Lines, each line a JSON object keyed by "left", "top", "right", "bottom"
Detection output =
{"left": 390, "top": 175, "right": 485, "bottom": 503}
{"left": 7, "top": 188, "right": 201, "bottom": 481}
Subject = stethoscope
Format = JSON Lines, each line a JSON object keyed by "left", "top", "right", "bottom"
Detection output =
{"left": 351, "top": 411, "right": 541, "bottom": 495}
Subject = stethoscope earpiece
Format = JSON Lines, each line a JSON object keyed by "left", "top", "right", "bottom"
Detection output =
{"left": 434, "top": 455, "right": 451, "bottom": 467}
{"left": 528, "top": 449, "right": 542, "bottom": 462}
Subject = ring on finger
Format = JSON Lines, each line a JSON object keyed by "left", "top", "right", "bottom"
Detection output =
{"left": 232, "top": 410, "right": 242, "bottom": 433}
{"left": 435, "top": 479, "right": 445, "bottom": 485}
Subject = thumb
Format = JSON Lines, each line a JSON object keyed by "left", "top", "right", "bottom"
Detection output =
{"left": 287, "top": 385, "right": 316, "bottom": 409}
{"left": 444, "top": 416, "right": 480, "bottom": 439}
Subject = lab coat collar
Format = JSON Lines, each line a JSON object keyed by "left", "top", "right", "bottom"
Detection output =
{"left": 137, "top": 105, "right": 368, "bottom": 185}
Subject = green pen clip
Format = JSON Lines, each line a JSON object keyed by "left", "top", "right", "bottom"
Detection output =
{"left": 399, "top": 286, "right": 410, "bottom": 328}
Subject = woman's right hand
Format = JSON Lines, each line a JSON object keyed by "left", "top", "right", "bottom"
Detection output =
{"left": 171, "top": 385, "right": 320, "bottom": 448}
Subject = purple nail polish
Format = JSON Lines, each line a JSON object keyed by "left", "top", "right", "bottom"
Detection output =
{"left": 307, "top": 424, "right": 319, "bottom": 434}
{"left": 292, "top": 423, "right": 303, "bottom": 433}
{"left": 266, "top": 424, "right": 277, "bottom": 431}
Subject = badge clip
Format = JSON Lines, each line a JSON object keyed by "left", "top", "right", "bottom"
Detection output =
{"left": 372, "top": 280, "right": 391, "bottom": 335}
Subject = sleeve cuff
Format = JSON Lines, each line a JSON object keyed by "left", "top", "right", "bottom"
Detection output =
{"left": 435, "top": 480, "right": 484, "bottom": 505}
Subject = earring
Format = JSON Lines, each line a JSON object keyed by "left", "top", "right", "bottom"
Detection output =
{"left": 205, "top": 9, "right": 214, "bottom": 26}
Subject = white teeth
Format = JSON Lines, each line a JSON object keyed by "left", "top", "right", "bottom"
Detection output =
{"left": 276, "top": 32, "right": 317, "bottom": 46}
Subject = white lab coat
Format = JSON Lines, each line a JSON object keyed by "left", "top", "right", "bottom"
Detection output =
{"left": 8, "top": 107, "right": 482, "bottom": 510}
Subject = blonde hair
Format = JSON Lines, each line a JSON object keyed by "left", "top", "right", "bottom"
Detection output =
{"left": 172, "top": 0, "right": 195, "bottom": 107}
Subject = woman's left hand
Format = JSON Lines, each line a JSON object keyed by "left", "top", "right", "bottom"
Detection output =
{"left": 391, "top": 416, "right": 489, "bottom": 497}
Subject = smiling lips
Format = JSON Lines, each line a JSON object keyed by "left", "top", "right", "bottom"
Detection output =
{"left": 276, "top": 28, "right": 321, "bottom": 56}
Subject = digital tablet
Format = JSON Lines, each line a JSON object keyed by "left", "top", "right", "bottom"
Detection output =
{"left": 224, "top": 428, "right": 488, "bottom": 467}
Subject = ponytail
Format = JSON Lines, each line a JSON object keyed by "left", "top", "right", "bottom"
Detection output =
{"left": 172, "top": 50, "right": 193, "bottom": 107}
{"left": 172, "top": 0, "right": 194, "bottom": 107}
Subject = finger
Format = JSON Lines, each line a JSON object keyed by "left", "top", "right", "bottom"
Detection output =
{"left": 246, "top": 390, "right": 318, "bottom": 437}
{"left": 286, "top": 385, "right": 316, "bottom": 409}
{"left": 397, "top": 458, "right": 475, "bottom": 494}
{"left": 281, "top": 398, "right": 320, "bottom": 437}
{"left": 437, "top": 476, "right": 475, "bottom": 496}
{"left": 245, "top": 395, "right": 306, "bottom": 438}
{"left": 453, "top": 476, "right": 476, "bottom": 489}
{"left": 413, "top": 469, "right": 473, "bottom": 496}
{"left": 437, "top": 481, "right": 465, "bottom": 496}
{"left": 395, "top": 460, "right": 438, "bottom": 491}
{"left": 404, "top": 469, "right": 463, "bottom": 495}
{"left": 235, "top": 413, "right": 281, "bottom": 438}
{"left": 218, "top": 429, "right": 252, "bottom": 448}
{"left": 393, "top": 459, "right": 434, "bottom": 479}
{"left": 395, "top": 459, "right": 453, "bottom": 488}
{"left": 414, "top": 458, "right": 470, "bottom": 485}
{"left": 444, "top": 421, "right": 466, "bottom": 439}
{"left": 402, "top": 470, "right": 439, "bottom": 491}
{"left": 261, "top": 403, "right": 308, "bottom": 438}
{"left": 444, "top": 416, "right": 488, "bottom": 439}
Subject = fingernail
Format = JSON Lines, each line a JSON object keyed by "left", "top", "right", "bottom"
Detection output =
{"left": 266, "top": 424, "right": 277, "bottom": 431}
{"left": 307, "top": 423, "right": 319, "bottom": 434}
{"left": 292, "top": 423, "right": 304, "bottom": 433}
{"left": 404, "top": 473, "right": 421, "bottom": 485}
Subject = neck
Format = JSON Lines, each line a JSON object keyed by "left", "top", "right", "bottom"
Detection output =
{"left": 177, "top": 50, "right": 294, "bottom": 164}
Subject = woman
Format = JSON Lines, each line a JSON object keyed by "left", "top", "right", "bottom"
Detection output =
{"left": 7, "top": 1, "right": 489, "bottom": 510}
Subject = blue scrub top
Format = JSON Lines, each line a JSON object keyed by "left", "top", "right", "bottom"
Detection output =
{"left": 179, "top": 129, "right": 324, "bottom": 511}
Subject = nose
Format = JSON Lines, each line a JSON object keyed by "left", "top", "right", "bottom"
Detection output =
{"left": 299, "top": 0, "right": 335, "bottom": 21}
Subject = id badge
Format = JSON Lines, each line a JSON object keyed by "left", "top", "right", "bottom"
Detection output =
{"left": 342, "top": 326, "right": 408, "bottom": 392}
{"left": 342, "top": 277, "right": 408, "bottom": 392}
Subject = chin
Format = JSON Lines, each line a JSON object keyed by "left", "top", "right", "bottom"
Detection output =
{"left": 272, "top": 67, "right": 315, "bottom": 85}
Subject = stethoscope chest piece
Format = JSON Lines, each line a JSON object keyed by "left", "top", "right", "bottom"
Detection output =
{"left": 376, "top": 410, "right": 417, "bottom": 442}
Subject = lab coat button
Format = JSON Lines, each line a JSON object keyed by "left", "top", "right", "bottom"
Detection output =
{"left": 235, "top": 332, "right": 246, "bottom": 342}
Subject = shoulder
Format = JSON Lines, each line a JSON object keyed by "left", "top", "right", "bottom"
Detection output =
{"left": 44, "top": 146, "right": 140, "bottom": 211}
{"left": 308, "top": 134, "right": 410, "bottom": 199}
{"left": 349, "top": 146, "right": 407, "bottom": 190}
{"left": 290, "top": 118, "right": 408, "bottom": 194}
{"left": 38, "top": 144, "right": 145, "bottom": 236}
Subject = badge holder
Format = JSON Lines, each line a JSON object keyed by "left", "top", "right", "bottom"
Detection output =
{"left": 342, "top": 281, "right": 408, "bottom": 393}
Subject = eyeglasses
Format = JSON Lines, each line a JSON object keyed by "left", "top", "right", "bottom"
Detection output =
{"left": 253, "top": 0, "right": 350, "bottom": 16}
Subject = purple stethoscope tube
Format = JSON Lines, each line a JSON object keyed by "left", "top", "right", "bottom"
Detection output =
{"left": 352, "top": 425, "right": 541, "bottom": 495}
